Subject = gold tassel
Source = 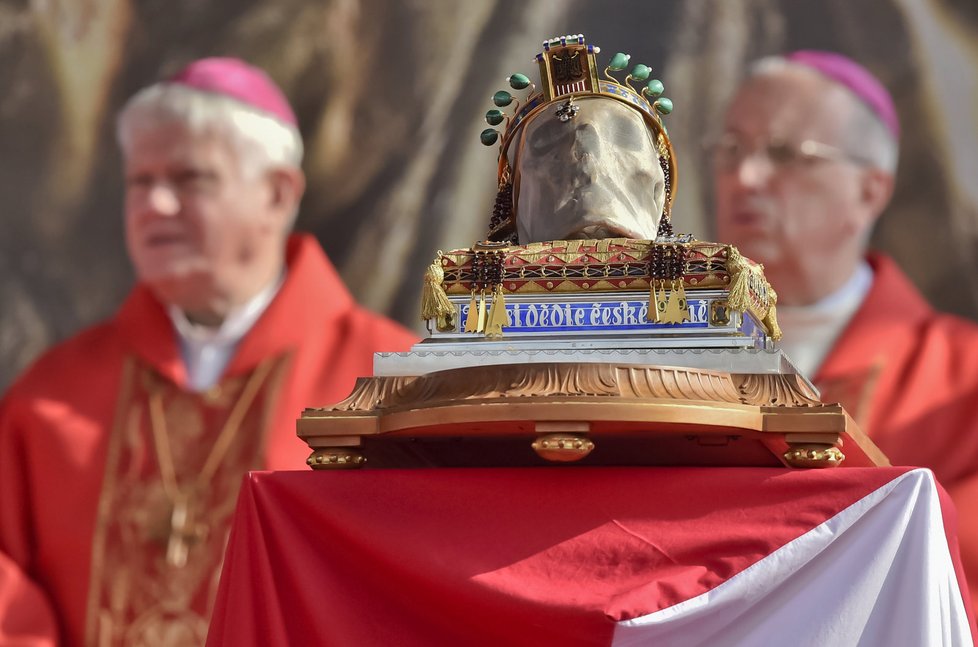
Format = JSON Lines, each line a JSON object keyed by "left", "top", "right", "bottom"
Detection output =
{"left": 763, "top": 286, "right": 783, "bottom": 340}
{"left": 463, "top": 289, "right": 479, "bottom": 333}
{"left": 725, "top": 245, "right": 754, "bottom": 313}
{"left": 728, "top": 245, "right": 782, "bottom": 339}
{"left": 420, "top": 255, "right": 455, "bottom": 331}
{"left": 485, "top": 284, "right": 508, "bottom": 337}
{"left": 476, "top": 289, "right": 487, "bottom": 333}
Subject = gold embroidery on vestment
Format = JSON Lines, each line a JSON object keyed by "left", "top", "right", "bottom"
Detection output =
{"left": 85, "top": 355, "right": 289, "bottom": 646}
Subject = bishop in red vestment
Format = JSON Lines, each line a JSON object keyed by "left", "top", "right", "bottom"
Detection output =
{"left": 814, "top": 253, "right": 978, "bottom": 600}
{"left": 0, "top": 59, "right": 417, "bottom": 645}
{"left": 715, "top": 50, "right": 978, "bottom": 604}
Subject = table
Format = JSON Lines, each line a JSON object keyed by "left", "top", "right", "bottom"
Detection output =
{"left": 207, "top": 467, "right": 975, "bottom": 646}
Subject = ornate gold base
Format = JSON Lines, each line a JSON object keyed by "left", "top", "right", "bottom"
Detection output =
{"left": 298, "top": 363, "right": 888, "bottom": 470}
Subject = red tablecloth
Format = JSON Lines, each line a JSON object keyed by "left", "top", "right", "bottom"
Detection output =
{"left": 208, "top": 467, "right": 975, "bottom": 646}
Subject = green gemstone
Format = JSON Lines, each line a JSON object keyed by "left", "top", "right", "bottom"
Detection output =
{"left": 643, "top": 79, "right": 664, "bottom": 98}
{"left": 492, "top": 90, "right": 514, "bottom": 107}
{"left": 485, "top": 109, "right": 505, "bottom": 126}
{"left": 654, "top": 97, "right": 673, "bottom": 115}
{"left": 480, "top": 128, "right": 499, "bottom": 146}
{"left": 608, "top": 52, "right": 630, "bottom": 71}
{"left": 509, "top": 73, "right": 530, "bottom": 90}
{"left": 629, "top": 64, "right": 651, "bottom": 81}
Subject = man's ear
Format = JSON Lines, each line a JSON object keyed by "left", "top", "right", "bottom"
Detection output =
{"left": 267, "top": 167, "right": 306, "bottom": 218}
{"left": 859, "top": 167, "right": 894, "bottom": 227}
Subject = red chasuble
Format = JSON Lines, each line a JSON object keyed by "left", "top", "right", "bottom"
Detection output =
{"left": 0, "top": 234, "right": 418, "bottom": 646}
{"left": 815, "top": 252, "right": 978, "bottom": 607}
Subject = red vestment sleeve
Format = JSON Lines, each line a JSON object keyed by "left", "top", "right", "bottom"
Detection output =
{"left": 0, "top": 551, "right": 59, "bottom": 646}
{"left": 0, "top": 396, "right": 60, "bottom": 646}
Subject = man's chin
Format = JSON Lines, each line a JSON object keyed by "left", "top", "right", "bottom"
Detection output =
{"left": 137, "top": 256, "right": 209, "bottom": 279}
{"left": 139, "top": 266, "right": 214, "bottom": 303}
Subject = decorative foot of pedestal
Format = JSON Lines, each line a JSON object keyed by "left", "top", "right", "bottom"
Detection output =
{"left": 307, "top": 448, "right": 367, "bottom": 470}
{"left": 783, "top": 444, "right": 845, "bottom": 468}
{"left": 532, "top": 434, "right": 595, "bottom": 462}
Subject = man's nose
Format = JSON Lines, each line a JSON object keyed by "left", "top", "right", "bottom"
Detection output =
{"left": 147, "top": 183, "right": 180, "bottom": 216}
{"left": 733, "top": 153, "right": 774, "bottom": 189}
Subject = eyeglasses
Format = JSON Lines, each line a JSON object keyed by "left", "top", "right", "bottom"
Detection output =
{"left": 710, "top": 133, "right": 872, "bottom": 171}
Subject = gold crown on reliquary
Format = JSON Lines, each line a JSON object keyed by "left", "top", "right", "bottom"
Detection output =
{"left": 480, "top": 34, "right": 678, "bottom": 243}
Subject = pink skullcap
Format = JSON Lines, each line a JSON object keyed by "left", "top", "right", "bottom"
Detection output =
{"left": 168, "top": 57, "right": 297, "bottom": 127}
{"left": 786, "top": 50, "right": 899, "bottom": 139}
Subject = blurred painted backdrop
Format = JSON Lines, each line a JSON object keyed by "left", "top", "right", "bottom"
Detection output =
{"left": 2, "top": 0, "right": 977, "bottom": 390}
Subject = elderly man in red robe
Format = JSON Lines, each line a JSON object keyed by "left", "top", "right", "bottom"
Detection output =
{"left": 714, "top": 50, "right": 978, "bottom": 604}
{"left": 0, "top": 58, "right": 417, "bottom": 645}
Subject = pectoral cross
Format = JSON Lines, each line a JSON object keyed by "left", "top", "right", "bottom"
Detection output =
{"left": 166, "top": 494, "right": 208, "bottom": 568}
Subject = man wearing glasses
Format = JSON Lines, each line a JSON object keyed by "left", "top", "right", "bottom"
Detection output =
{"left": 714, "top": 50, "right": 978, "bottom": 605}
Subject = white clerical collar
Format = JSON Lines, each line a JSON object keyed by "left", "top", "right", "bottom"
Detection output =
{"left": 168, "top": 272, "right": 285, "bottom": 392}
{"left": 775, "top": 261, "right": 873, "bottom": 380}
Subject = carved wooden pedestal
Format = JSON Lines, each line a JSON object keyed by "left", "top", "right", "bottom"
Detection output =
{"left": 299, "top": 363, "right": 889, "bottom": 470}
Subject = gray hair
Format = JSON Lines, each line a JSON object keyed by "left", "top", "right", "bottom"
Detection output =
{"left": 747, "top": 56, "right": 899, "bottom": 174}
{"left": 116, "top": 82, "right": 304, "bottom": 177}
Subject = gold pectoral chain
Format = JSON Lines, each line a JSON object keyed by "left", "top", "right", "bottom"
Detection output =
{"left": 147, "top": 358, "right": 275, "bottom": 568}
